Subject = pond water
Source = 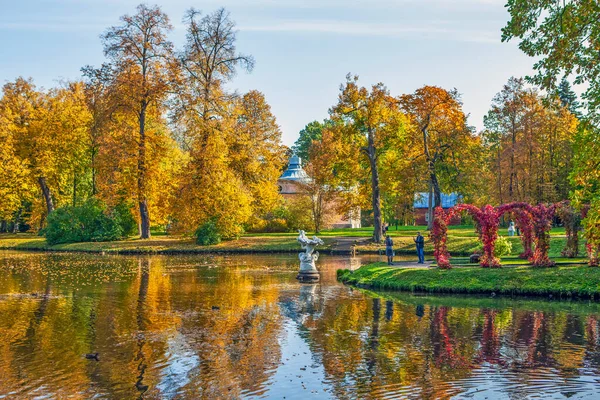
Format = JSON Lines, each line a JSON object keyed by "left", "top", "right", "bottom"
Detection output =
{"left": 1, "top": 251, "right": 600, "bottom": 399}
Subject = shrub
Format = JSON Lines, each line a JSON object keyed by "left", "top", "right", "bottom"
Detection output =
{"left": 285, "top": 197, "right": 314, "bottom": 231}
{"left": 476, "top": 235, "right": 512, "bottom": 258}
{"left": 195, "top": 218, "right": 221, "bottom": 246}
{"left": 494, "top": 236, "right": 512, "bottom": 257}
{"left": 113, "top": 201, "right": 138, "bottom": 237}
{"left": 45, "top": 198, "right": 130, "bottom": 245}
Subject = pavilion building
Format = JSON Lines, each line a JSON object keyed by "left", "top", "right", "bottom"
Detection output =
{"left": 278, "top": 155, "right": 361, "bottom": 229}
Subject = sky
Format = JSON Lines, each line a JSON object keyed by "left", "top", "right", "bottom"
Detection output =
{"left": 0, "top": 0, "right": 538, "bottom": 146}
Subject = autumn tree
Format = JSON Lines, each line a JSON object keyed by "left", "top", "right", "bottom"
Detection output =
{"left": 169, "top": 8, "right": 284, "bottom": 238}
{"left": 295, "top": 141, "right": 341, "bottom": 233}
{"left": 483, "top": 77, "right": 577, "bottom": 204}
{"left": 81, "top": 64, "right": 114, "bottom": 196}
{"left": 327, "top": 75, "right": 407, "bottom": 243}
{"left": 229, "top": 90, "right": 288, "bottom": 220}
{"left": 0, "top": 83, "right": 32, "bottom": 223}
{"left": 399, "top": 86, "right": 475, "bottom": 228}
{"left": 100, "top": 4, "right": 173, "bottom": 238}
{"left": 0, "top": 78, "right": 92, "bottom": 227}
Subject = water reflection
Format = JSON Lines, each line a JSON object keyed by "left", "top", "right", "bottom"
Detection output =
{"left": 1, "top": 251, "right": 600, "bottom": 398}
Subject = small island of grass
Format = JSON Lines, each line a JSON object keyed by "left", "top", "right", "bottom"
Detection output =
{"left": 337, "top": 263, "right": 600, "bottom": 299}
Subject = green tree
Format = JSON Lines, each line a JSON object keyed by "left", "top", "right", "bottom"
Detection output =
{"left": 291, "top": 120, "right": 326, "bottom": 164}
{"left": 502, "top": 0, "right": 600, "bottom": 120}
{"left": 556, "top": 77, "right": 580, "bottom": 117}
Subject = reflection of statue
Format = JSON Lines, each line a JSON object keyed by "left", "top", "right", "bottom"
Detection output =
{"left": 297, "top": 230, "right": 324, "bottom": 282}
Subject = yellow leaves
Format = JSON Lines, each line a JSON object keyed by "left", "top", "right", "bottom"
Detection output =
{"left": 169, "top": 89, "right": 286, "bottom": 236}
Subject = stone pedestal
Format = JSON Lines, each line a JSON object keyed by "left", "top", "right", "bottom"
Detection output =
{"left": 296, "top": 230, "right": 323, "bottom": 283}
{"left": 297, "top": 252, "right": 320, "bottom": 282}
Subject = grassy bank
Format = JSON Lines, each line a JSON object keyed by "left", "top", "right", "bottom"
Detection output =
{"left": 0, "top": 224, "right": 585, "bottom": 258}
{"left": 0, "top": 234, "right": 332, "bottom": 254}
{"left": 337, "top": 263, "right": 600, "bottom": 298}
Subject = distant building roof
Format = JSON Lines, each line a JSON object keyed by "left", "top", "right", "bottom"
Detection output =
{"left": 413, "top": 192, "right": 461, "bottom": 209}
{"left": 279, "top": 154, "right": 310, "bottom": 182}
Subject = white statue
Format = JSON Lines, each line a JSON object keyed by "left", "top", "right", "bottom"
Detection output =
{"left": 508, "top": 221, "right": 515, "bottom": 237}
{"left": 297, "top": 230, "right": 324, "bottom": 281}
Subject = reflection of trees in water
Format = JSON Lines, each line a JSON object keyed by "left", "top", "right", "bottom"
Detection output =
{"left": 174, "top": 267, "right": 284, "bottom": 398}
{"left": 301, "top": 294, "right": 600, "bottom": 399}
{"left": 475, "top": 309, "right": 504, "bottom": 366}
{"left": 135, "top": 258, "right": 150, "bottom": 397}
{"left": 7, "top": 253, "right": 600, "bottom": 398}
{"left": 585, "top": 316, "right": 600, "bottom": 371}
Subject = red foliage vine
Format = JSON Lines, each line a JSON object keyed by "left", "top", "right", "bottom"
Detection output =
{"left": 556, "top": 201, "right": 581, "bottom": 258}
{"left": 433, "top": 201, "right": 557, "bottom": 269}
{"left": 529, "top": 203, "right": 556, "bottom": 267}
{"left": 454, "top": 204, "right": 502, "bottom": 268}
{"left": 431, "top": 207, "right": 455, "bottom": 269}
{"left": 515, "top": 210, "right": 534, "bottom": 259}
{"left": 581, "top": 205, "right": 600, "bottom": 267}
{"left": 586, "top": 243, "right": 600, "bottom": 267}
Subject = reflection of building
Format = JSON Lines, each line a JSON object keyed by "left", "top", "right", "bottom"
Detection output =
{"left": 278, "top": 155, "right": 361, "bottom": 229}
{"left": 413, "top": 192, "right": 461, "bottom": 225}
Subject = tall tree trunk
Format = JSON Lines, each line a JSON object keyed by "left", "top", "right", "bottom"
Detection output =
{"left": 12, "top": 209, "right": 22, "bottom": 233}
{"left": 422, "top": 124, "right": 441, "bottom": 229}
{"left": 497, "top": 145, "right": 503, "bottom": 204}
{"left": 509, "top": 128, "right": 516, "bottom": 200}
{"left": 38, "top": 177, "right": 54, "bottom": 215}
{"left": 138, "top": 103, "right": 151, "bottom": 239}
{"left": 431, "top": 169, "right": 442, "bottom": 208}
{"left": 73, "top": 173, "right": 78, "bottom": 207}
{"left": 91, "top": 149, "right": 97, "bottom": 196}
{"left": 427, "top": 180, "right": 434, "bottom": 230}
{"left": 367, "top": 135, "right": 383, "bottom": 243}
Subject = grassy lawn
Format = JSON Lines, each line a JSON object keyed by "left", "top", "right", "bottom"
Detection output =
{"left": 0, "top": 233, "right": 333, "bottom": 254}
{"left": 246, "top": 225, "right": 553, "bottom": 238}
{"left": 355, "top": 235, "right": 585, "bottom": 258}
{"left": 0, "top": 224, "right": 584, "bottom": 258}
{"left": 445, "top": 256, "right": 588, "bottom": 267}
{"left": 337, "top": 262, "right": 600, "bottom": 298}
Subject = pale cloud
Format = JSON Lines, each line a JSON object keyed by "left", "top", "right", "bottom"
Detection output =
{"left": 239, "top": 20, "right": 500, "bottom": 43}
{"left": 46, "top": 0, "right": 506, "bottom": 9}
{"left": 0, "top": 22, "right": 107, "bottom": 32}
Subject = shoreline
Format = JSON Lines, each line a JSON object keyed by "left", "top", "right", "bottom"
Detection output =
{"left": 337, "top": 262, "right": 600, "bottom": 299}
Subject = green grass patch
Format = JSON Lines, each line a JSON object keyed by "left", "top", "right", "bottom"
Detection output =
{"left": 337, "top": 262, "right": 600, "bottom": 298}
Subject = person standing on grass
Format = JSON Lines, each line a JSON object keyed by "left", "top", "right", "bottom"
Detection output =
{"left": 385, "top": 234, "right": 394, "bottom": 265}
{"left": 414, "top": 232, "right": 425, "bottom": 263}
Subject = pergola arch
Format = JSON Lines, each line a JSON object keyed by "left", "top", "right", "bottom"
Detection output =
{"left": 431, "top": 202, "right": 555, "bottom": 268}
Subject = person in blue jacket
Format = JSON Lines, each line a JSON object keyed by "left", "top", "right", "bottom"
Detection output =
{"left": 414, "top": 232, "right": 425, "bottom": 263}
{"left": 385, "top": 234, "right": 394, "bottom": 265}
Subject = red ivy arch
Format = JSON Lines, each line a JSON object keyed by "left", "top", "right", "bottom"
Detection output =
{"left": 514, "top": 209, "right": 534, "bottom": 259}
{"left": 529, "top": 203, "right": 557, "bottom": 267}
{"left": 453, "top": 204, "right": 502, "bottom": 268}
{"left": 431, "top": 207, "right": 456, "bottom": 269}
{"left": 431, "top": 202, "right": 557, "bottom": 269}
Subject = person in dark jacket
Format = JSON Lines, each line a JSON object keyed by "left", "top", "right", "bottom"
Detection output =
{"left": 385, "top": 234, "right": 394, "bottom": 265}
{"left": 414, "top": 232, "right": 425, "bottom": 263}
